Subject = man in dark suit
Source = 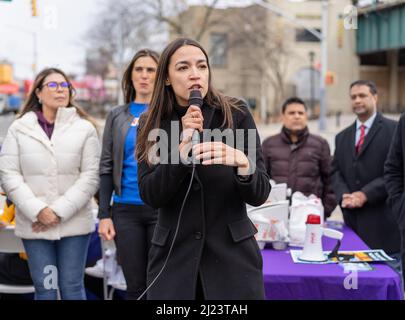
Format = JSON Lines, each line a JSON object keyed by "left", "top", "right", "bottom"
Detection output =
{"left": 384, "top": 113, "right": 405, "bottom": 285}
{"left": 331, "top": 80, "right": 401, "bottom": 272}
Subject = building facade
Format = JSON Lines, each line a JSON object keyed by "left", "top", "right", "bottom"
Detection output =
{"left": 357, "top": 0, "right": 405, "bottom": 112}
{"left": 171, "top": 0, "right": 359, "bottom": 122}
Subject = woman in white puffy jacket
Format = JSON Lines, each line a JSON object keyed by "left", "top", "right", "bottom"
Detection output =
{"left": 0, "top": 68, "right": 100, "bottom": 300}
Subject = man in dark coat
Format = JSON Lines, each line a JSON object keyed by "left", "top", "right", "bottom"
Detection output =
{"left": 331, "top": 80, "right": 401, "bottom": 266}
{"left": 262, "top": 97, "right": 337, "bottom": 217}
{"left": 384, "top": 113, "right": 405, "bottom": 284}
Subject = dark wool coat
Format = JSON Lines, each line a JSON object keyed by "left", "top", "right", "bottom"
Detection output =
{"left": 262, "top": 127, "right": 337, "bottom": 217}
{"left": 137, "top": 101, "right": 271, "bottom": 300}
{"left": 331, "top": 112, "right": 400, "bottom": 254}
{"left": 384, "top": 113, "right": 405, "bottom": 256}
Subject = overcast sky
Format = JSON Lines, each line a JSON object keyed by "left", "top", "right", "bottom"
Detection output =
{"left": 0, "top": 0, "right": 259, "bottom": 80}
{"left": 0, "top": 0, "right": 104, "bottom": 80}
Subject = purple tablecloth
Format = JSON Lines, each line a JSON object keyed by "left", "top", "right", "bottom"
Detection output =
{"left": 262, "top": 225, "right": 403, "bottom": 300}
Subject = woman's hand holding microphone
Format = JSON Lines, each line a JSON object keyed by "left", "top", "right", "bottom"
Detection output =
{"left": 179, "top": 105, "right": 250, "bottom": 175}
{"left": 179, "top": 105, "right": 204, "bottom": 163}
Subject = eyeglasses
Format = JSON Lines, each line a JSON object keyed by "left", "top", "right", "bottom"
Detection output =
{"left": 42, "top": 81, "right": 71, "bottom": 91}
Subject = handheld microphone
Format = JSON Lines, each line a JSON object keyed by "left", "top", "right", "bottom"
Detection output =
{"left": 188, "top": 89, "right": 203, "bottom": 165}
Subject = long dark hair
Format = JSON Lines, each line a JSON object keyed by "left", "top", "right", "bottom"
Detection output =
{"left": 136, "top": 37, "right": 242, "bottom": 164}
{"left": 19, "top": 67, "right": 97, "bottom": 128}
{"left": 121, "top": 49, "right": 160, "bottom": 104}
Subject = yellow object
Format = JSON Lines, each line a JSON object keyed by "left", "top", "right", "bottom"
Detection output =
{"left": 31, "top": 0, "right": 37, "bottom": 17}
{"left": 1, "top": 199, "right": 28, "bottom": 260}
{"left": 0, "top": 63, "right": 13, "bottom": 84}
{"left": 1, "top": 201, "right": 15, "bottom": 224}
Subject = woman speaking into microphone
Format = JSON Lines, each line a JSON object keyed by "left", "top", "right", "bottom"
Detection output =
{"left": 136, "top": 38, "right": 270, "bottom": 300}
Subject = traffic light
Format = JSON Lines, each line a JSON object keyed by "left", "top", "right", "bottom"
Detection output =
{"left": 31, "top": 0, "right": 37, "bottom": 17}
{"left": 325, "top": 71, "right": 335, "bottom": 86}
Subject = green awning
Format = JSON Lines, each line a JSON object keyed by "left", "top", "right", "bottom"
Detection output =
{"left": 357, "top": 4, "right": 405, "bottom": 54}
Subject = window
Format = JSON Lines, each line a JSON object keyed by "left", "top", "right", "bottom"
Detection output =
{"left": 295, "top": 28, "right": 321, "bottom": 42}
{"left": 210, "top": 33, "right": 227, "bottom": 67}
{"left": 293, "top": 67, "right": 320, "bottom": 109}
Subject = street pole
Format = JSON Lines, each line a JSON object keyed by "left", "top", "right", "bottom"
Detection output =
{"left": 117, "top": 18, "right": 124, "bottom": 106}
{"left": 32, "top": 31, "right": 38, "bottom": 76}
{"left": 309, "top": 51, "right": 315, "bottom": 115}
{"left": 260, "top": 75, "right": 267, "bottom": 122}
{"left": 319, "top": 0, "right": 328, "bottom": 131}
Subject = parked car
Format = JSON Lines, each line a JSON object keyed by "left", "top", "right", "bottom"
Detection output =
{"left": 0, "top": 93, "right": 21, "bottom": 114}
{"left": 0, "top": 93, "right": 6, "bottom": 114}
{"left": 7, "top": 94, "right": 22, "bottom": 113}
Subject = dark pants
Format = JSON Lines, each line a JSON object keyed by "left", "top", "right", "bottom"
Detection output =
{"left": 0, "top": 253, "right": 32, "bottom": 286}
{"left": 112, "top": 203, "right": 157, "bottom": 300}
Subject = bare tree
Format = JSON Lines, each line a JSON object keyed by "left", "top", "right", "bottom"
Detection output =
{"left": 83, "top": 0, "right": 225, "bottom": 107}
{"left": 84, "top": 0, "right": 155, "bottom": 77}
{"left": 144, "top": 0, "right": 221, "bottom": 40}
{"left": 225, "top": 6, "right": 297, "bottom": 114}
{"left": 84, "top": 0, "right": 296, "bottom": 117}
{"left": 84, "top": 0, "right": 222, "bottom": 78}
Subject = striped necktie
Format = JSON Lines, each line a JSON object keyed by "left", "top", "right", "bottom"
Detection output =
{"left": 356, "top": 124, "right": 366, "bottom": 154}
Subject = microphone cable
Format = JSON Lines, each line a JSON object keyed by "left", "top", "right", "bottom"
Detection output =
{"left": 137, "top": 163, "right": 196, "bottom": 300}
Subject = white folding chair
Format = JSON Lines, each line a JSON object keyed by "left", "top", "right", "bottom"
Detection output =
{"left": 102, "top": 239, "right": 127, "bottom": 300}
{"left": 85, "top": 238, "right": 109, "bottom": 300}
{"left": 107, "top": 280, "right": 127, "bottom": 300}
{"left": 0, "top": 226, "right": 35, "bottom": 296}
{"left": 85, "top": 238, "right": 127, "bottom": 300}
